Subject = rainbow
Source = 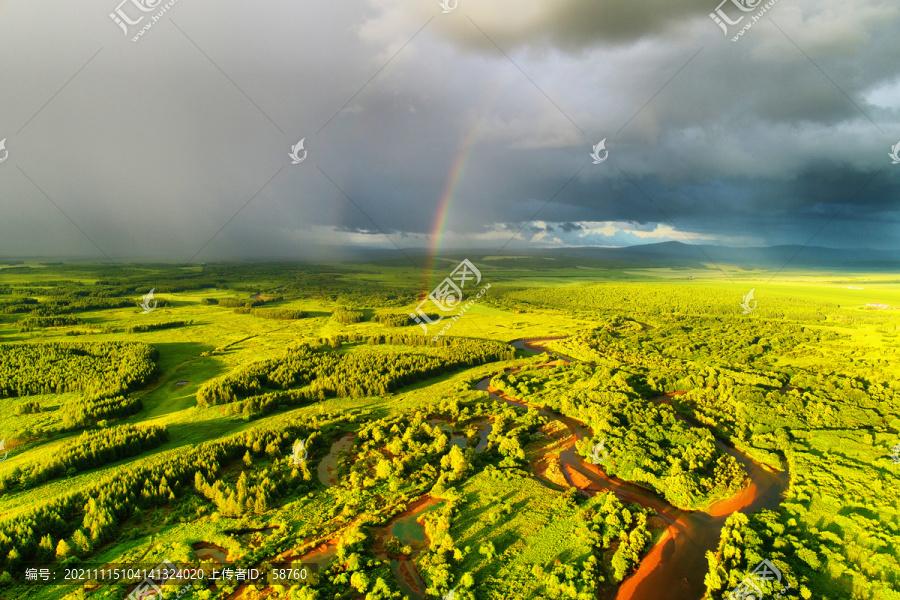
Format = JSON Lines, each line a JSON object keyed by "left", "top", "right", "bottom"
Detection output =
{"left": 421, "top": 123, "right": 483, "bottom": 294}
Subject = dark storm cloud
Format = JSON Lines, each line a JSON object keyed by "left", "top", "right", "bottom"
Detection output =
{"left": 0, "top": 0, "right": 898, "bottom": 260}
{"left": 371, "top": 0, "right": 721, "bottom": 50}
{"left": 559, "top": 222, "right": 583, "bottom": 233}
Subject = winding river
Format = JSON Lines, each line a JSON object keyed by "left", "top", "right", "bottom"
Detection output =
{"left": 475, "top": 338, "right": 789, "bottom": 600}
{"left": 307, "top": 337, "right": 787, "bottom": 600}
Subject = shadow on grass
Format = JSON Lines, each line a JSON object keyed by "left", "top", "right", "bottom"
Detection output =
{"left": 162, "top": 417, "right": 251, "bottom": 447}
{"left": 149, "top": 340, "right": 215, "bottom": 355}
{"left": 148, "top": 340, "right": 217, "bottom": 371}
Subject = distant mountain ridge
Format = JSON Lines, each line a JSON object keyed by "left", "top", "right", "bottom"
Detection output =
{"left": 405, "top": 242, "right": 900, "bottom": 272}
{"left": 549, "top": 241, "right": 900, "bottom": 269}
{"left": 4, "top": 242, "right": 898, "bottom": 270}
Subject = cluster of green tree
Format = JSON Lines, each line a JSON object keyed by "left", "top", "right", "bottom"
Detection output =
{"left": 32, "top": 284, "right": 134, "bottom": 298}
{"left": 484, "top": 403, "right": 545, "bottom": 469}
{"left": 415, "top": 501, "right": 476, "bottom": 597}
{"left": 582, "top": 492, "right": 655, "bottom": 583}
{"left": 383, "top": 536, "right": 412, "bottom": 556}
{"left": 1, "top": 268, "right": 228, "bottom": 311}
{"left": 663, "top": 342, "right": 900, "bottom": 597}
{"left": 216, "top": 297, "right": 264, "bottom": 308}
{"left": 704, "top": 511, "right": 806, "bottom": 599}
{"left": 197, "top": 337, "right": 514, "bottom": 407}
{"left": 0, "top": 298, "right": 39, "bottom": 314}
{"left": 217, "top": 388, "right": 322, "bottom": 420}
{"left": 0, "top": 266, "right": 38, "bottom": 273}
{"left": 320, "top": 400, "right": 537, "bottom": 512}
{"left": 494, "top": 283, "right": 843, "bottom": 323}
{"left": 0, "top": 424, "right": 168, "bottom": 494}
{"left": 64, "top": 325, "right": 116, "bottom": 337}
{"left": 371, "top": 312, "right": 442, "bottom": 327}
{"left": 237, "top": 307, "right": 307, "bottom": 320}
{"left": 58, "top": 395, "right": 144, "bottom": 429}
{"left": 27, "top": 296, "right": 164, "bottom": 316}
{"left": 193, "top": 439, "right": 313, "bottom": 515}
{"left": 332, "top": 306, "right": 366, "bottom": 324}
{"left": 348, "top": 413, "right": 477, "bottom": 495}
{"left": 492, "top": 364, "right": 747, "bottom": 510}
{"left": 282, "top": 402, "right": 552, "bottom": 599}
{"left": 14, "top": 400, "right": 41, "bottom": 415}
{"left": 554, "top": 310, "right": 900, "bottom": 598}
{"left": 17, "top": 315, "right": 83, "bottom": 332}
{"left": 126, "top": 320, "right": 192, "bottom": 333}
{"left": 92, "top": 271, "right": 228, "bottom": 294}
{"left": 415, "top": 485, "right": 653, "bottom": 597}
{"left": 281, "top": 269, "right": 416, "bottom": 307}
{"left": 555, "top": 316, "right": 833, "bottom": 373}
{"left": 219, "top": 403, "right": 518, "bottom": 600}
{"left": 514, "top": 491, "right": 653, "bottom": 593}
{"left": 0, "top": 419, "right": 317, "bottom": 575}
{"left": 371, "top": 313, "right": 411, "bottom": 327}
{"left": 675, "top": 373, "right": 897, "bottom": 443}
{"left": 0, "top": 342, "right": 158, "bottom": 400}
{"left": 302, "top": 523, "right": 403, "bottom": 600}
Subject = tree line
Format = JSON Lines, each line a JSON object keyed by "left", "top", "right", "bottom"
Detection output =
{"left": 126, "top": 320, "right": 192, "bottom": 333}
{"left": 371, "top": 313, "right": 413, "bottom": 327}
{"left": 332, "top": 306, "right": 365, "bottom": 324}
{"left": 204, "top": 297, "right": 264, "bottom": 308}
{"left": 196, "top": 336, "right": 514, "bottom": 407}
{"left": 0, "top": 424, "right": 168, "bottom": 494}
{"left": 0, "top": 342, "right": 158, "bottom": 400}
{"left": 234, "top": 307, "right": 307, "bottom": 320}
{"left": 59, "top": 395, "right": 144, "bottom": 430}
{"left": 17, "top": 316, "right": 83, "bottom": 330}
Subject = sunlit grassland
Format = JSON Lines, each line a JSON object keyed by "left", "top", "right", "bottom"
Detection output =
{"left": 0, "top": 392, "right": 80, "bottom": 441}
{"left": 684, "top": 274, "right": 900, "bottom": 308}
{"left": 481, "top": 266, "right": 900, "bottom": 309}
{"left": 449, "top": 471, "right": 594, "bottom": 595}
{"left": 784, "top": 428, "right": 900, "bottom": 597}
{"left": 2, "top": 260, "right": 899, "bottom": 600}
{"left": 4, "top": 355, "right": 541, "bottom": 599}
{"left": 0, "top": 320, "right": 534, "bottom": 526}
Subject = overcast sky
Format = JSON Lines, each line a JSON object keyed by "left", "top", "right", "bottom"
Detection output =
{"left": 0, "top": 0, "right": 898, "bottom": 261}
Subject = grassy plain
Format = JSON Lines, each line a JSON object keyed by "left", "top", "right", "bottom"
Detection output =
{"left": 0, "top": 257, "right": 898, "bottom": 600}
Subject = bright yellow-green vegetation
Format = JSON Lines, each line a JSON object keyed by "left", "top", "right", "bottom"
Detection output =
{"left": 0, "top": 259, "right": 897, "bottom": 600}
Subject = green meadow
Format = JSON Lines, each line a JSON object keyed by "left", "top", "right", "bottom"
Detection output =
{"left": 0, "top": 259, "right": 898, "bottom": 600}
